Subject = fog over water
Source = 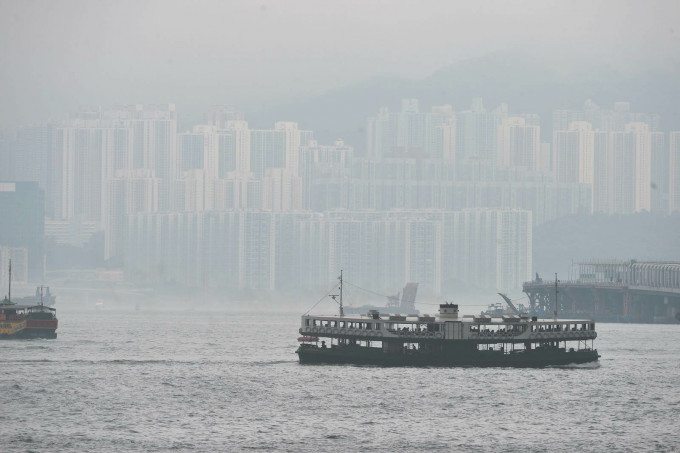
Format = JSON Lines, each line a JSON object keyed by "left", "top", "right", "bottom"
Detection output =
{"left": 1, "top": 0, "right": 679, "bottom": 128}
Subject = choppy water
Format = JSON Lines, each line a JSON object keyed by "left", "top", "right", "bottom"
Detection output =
{"left": 1, "top": 307, "right": 679, "bottom": 452}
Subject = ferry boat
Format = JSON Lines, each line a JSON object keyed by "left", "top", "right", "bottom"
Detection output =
{"left": 0, "top": 261, "right": 58, "bottom": 339}
{"left": 0, "top": 301, "right": 58, "bottom": 339}
{"left": 296, "top": 273, "right": 599, "bottom": 367}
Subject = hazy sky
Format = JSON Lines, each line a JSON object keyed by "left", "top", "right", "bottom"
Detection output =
{"left": 1, "top": 0, "right": 679, "bottom": 128}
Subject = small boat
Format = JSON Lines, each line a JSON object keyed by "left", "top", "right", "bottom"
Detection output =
{"left": 0, "top": 263, "right": 58, "bottom": 339}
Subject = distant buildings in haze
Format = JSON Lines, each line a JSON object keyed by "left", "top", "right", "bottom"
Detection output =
{"left": 0, "top": 97, "right": 677, "bottom": 293}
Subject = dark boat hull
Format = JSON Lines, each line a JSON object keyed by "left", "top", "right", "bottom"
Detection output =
{"left": 297, "top": 345, "right": 599, "bottom": 367}
{"left": 0, "top": 329, "right": 57, "bottom": 339}
{"left": 15, "top": 329, "right": 57, "bottom": 339}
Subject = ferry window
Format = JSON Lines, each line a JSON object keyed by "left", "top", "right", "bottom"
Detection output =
{"left": 375, "top": 323, "right": 381, "bottom": 330}
{"left": 366, "top": 323, "right": 372, "bottom": 330}
{"left": 339, "top": 321, "right": 345, "bottom": 328}
{"left": 305, "top": 319, "right": 310, "bottom": 326}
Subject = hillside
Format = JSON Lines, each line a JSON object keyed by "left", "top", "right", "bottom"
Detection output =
{"left": 249, "top": 51, "right": 680, "bottom": 150}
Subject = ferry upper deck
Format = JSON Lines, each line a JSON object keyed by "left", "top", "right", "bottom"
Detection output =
{"left": 300, "top": 307, "right": 597, "bottom": 343}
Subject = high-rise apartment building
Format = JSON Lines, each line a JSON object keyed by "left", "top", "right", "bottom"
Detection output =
{"left": 610, "top": 123, "right": 652, "bottom": 213}
{"left": 444, "top": 209, "right": 532, "bottom": 291}
{"left": 554, "top": 100, "right": 660, "bottom": 134}
{"left": 650, "top": 132, "right": 668, "bottom": 213}
{"left": 105, "top": 104, "right": 178, "bottom": 210}
{"left": 366, "top": 100, "right": 456, "bottom": 162}
{"left": 592, "top": 130, "right": 610, "bottom": 213}
{"left": 554, "top": 121, "right": 595, "bottom": 185}
{"left": 220, "top": 120, "right": 251, "bottom": 176}
{"left": 300, "top": 139, "right": 354, "bottom": 211}
{"left": 178, "top": 125, "right": 219, "bottom": 178}
{"left": 104, "top": 169, "right": 159, "bottom": 260}
{"left": 261, "top": 168, "right": 302, "bottom": 212}
{"left": 51, "top": 122, "right": 132, "bottom": 223}
{"left": 456, "top": 98, "right": 507, "bottom": 167}
{"left": 670, "top": 132, "right": 680, "bottom": 214}
{"left": 497, "top": 117, "right": 541, "bottom": 170}
{"left": 204, "top": 105, "right": 244, "bottom": 128}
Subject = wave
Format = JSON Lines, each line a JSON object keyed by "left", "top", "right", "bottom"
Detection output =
{"left": 248, "top": 359, "right": 296, "bottom": 366}
{"left": 549, "top": 361, "right": 601, "bottom": 369}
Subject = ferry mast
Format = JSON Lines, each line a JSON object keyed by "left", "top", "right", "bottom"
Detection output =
{"left": 330, "top": 270, "right": 344, "bottom": 317}
{"left": 554, "top": 273, "right": 559, "bottom": 320}
{"left": 339, "top": 270, "right": 344, "bottom": 317}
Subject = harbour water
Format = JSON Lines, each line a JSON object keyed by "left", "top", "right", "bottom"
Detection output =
{"left": 1, "top": 307, "right": 679, "bottom": 452}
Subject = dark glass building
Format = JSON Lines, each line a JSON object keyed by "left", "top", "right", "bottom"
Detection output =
{"left": 0, "top": 181, "right": 45, "bottom": 282}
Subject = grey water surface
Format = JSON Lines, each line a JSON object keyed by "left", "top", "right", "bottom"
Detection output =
{"left": 1, "top": 308, "right": 679, "bottom": 452}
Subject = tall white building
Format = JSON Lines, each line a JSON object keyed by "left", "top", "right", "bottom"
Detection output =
{"left": 261, "top": 168, "right": 302, "bottom": 212}
{"left": 105, "top": 104, "right": 178, "bottom": 210}
{"left": 274, "top": 121, "right": 302, "bottom": 176}
{"left": 221, "top": 120, "right": 251, "bottom": 176}
{"left": 609, "top": 123, "right": 651, "bottom": 213}
{"left": 650, "top": 132, "right": 668, "bottom": 213}
{"left": 456, "top": 98, "right": 507, "bottom": 167}
{"left": 104, "top": 169, "right": 159, "bottom": 259}
{"left": 178, "top": 125, "right": 219, "bottom": 178}
{"left": 51, "top": 122, "right": 133, "bottom": 223}
{"left": 174, "top": 169, "right": 215, "bottom": 212}
{"left": 592, "top": 130, "right": 610, "bottom": 213}
{"left": 553, "top": 121, "right": 595, "bottom": 185}
{"left": 204, "top": 105, "right": 244, "bottom": 128}
{"left": 445, "top": 209, "right": 532, "bottom": 291}
{"left": 366, "top": 100, "right": 456, "bottom": 162}
{"left": 300, "top": 139, "right": 354, "bottom": 211}
{"left": 497, "top": 117, "right": 541, "bottom": 170}
{"left": 670, "top": 132, "right": 680, "bottom": 214}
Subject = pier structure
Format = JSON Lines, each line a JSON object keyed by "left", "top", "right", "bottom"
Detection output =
{"left": 523, "top": 261, "right": 680, "bottom": 323}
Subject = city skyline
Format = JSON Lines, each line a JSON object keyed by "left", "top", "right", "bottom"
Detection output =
{"left": 1, "top": 95, "right": 678, "bottom": 294}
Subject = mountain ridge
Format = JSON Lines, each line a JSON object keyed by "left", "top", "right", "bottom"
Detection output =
{"left": 247, "top": 51, "right": 680, "bottom": 151}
